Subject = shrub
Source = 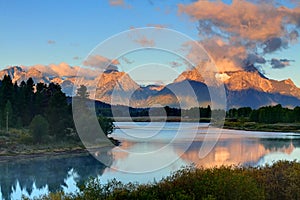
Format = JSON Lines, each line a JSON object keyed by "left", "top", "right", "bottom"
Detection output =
{"left": 37, "top": 161, "right": 300, "bottom": 200}
{"left": 247, "top": 161, "right": 300, "bottom": 200}
{"left": 29, "top": 115, "right": 49, "bottom": 143}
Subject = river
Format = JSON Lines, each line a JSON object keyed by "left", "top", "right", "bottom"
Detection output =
{"left": 1, "top": 122, "right": 300, "bottom": 199}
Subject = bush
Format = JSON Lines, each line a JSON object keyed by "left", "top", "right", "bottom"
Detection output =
{"left": 29, "top": 115, "right": 49, "bottom": 143}
{"left": 18, "top": 134, "right": 34, "bottom": 144}
{"left": 38, "top": 161, "right": 300, "bottom": 200}
{"left": 247, "top": 161, "right": 300, "bottom": 200}
{"left": 66, "top": 167, "right": 264, "bottom": 200}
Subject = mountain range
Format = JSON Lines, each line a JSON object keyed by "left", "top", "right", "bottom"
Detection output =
{"left": 1, "top": 63, "right": 300, "bottom": 109}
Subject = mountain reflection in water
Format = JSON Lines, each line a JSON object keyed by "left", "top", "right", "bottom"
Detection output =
{"left": 1, "top": 122, "right": 300, "bottom": 199}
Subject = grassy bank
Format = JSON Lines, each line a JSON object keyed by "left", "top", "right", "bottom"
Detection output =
{"left": 0, "top": 128, "right": 116, "bottom": 159}
{"left": 223, "top": 121, "right": 300, "bottom": 133}
{"left": 0, "top": 128, "right": 84, "bottom": 156}
{"left": 112, "top": 116, "right": 211, "bottom": 123}
{"left": 29, "top": 161, "right": 300, "bottom": 200}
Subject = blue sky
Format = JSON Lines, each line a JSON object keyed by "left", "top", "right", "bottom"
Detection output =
{"left": 0, "top": 0, "right": 300, "bottom": 86}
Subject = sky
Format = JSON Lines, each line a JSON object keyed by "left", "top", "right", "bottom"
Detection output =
{"left": 0, "top": 0, "right": 300, "bottom": 86}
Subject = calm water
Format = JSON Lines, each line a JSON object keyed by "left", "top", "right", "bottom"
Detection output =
{"left": 1, "top": 122, "right": 300, "bottom": 199}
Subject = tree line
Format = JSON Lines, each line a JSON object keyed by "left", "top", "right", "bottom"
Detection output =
{"left": 0, "top": 75, "right": 73, "bottom": 142}
{"left": 227, "top": 104, "right": 300, "bottom": 124}
{"left": 97, "top": 105, "right": 212, "bottom": 119}
{"left": 0, "top": 76, "right": 115, "bottom": 144}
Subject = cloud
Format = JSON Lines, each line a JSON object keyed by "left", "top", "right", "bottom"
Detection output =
{"left": 73, "top": 56, "right": 80, "bottom": 60}
{"left": 104, "top": 64, "right": 119, "bottom": 72}
{"left": 271, "top": 58, "right": 290, "bottom": 69}
{"left": 25, "top": 63, "right": 98, "bottom": 79}
{"left": 270, "top": 58, "right": 295, "bottom": 69}
{"left": 108, "top": 0, "right": 131, "bottom": 8}
{"left": 263, "top": 37, "right": 288, "bottom": 53}
{"left": 109, "top": 0, "right": 124, "bottom": 6}
{"left": 179, "top": 0, "right": 300, "bottom": 41}
{"left": 178, "top": 0, "right": 300, "bottom": 70}
{"left": 244, "top": 54, "right": 266, "bottom": 66}
{"left": 181, "top": 39, "right": 246, "bottom": 72}
{"left": 289, "top": 30, "right": 299, "bottom": 42}
{"left": 147, "top": 24, "right": 169, "bottom": 29}
{"left": 121, "top": 56, "right": 134, "bottom": 64}
{"left": 169, "top": 61, "right": 183, "bottom": 68}
{"left": 47, "top": 40, "right": 56, "bottom": 44}
{"left": 83, "top": 55, "right": 120, "bottom": 70}
{"left": 127, "top": 28, "right": 156, "bottom": 47}
{"left": 133, "top": 36, "right": 155, "bottom": 47}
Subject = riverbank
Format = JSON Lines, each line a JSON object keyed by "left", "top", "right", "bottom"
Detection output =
{"left": 0, "top": 128, "right": 118, "bottom": 161}
{"left": 0, "top": 142, "right": 119, "bottom": 163}
{"left": 35, "top": 161, "right": 300, "bottom": 200}
{"left": 2, "top": 120, "right": 299, "bottom": 161}
{"left": 115, "top": 117, "right": 300, "bottom": 133}
{"left": 0, "top": 147, "right": 88, "bottom": 162}
{"left": 112, "top": 116, "right": 211, "bottom": 123}
{"left": 223, "top": 121, "right": 300, "bottom": 133}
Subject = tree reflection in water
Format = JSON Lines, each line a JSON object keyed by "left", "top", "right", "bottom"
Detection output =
{"left": 0, "top": 150, "right": 112, "bottom": 200}
{"left": 1, "top": 132, "right": 300, "bottom": 199}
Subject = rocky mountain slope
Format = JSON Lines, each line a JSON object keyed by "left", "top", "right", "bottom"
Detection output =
{"left": 1, "top": 64, "right": 300, "bottom": 109}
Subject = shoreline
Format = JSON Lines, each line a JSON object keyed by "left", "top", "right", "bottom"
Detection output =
{"left": 2, "top": 121, "right": 300, "bottom": 161}
{"left": 0, "top": 147, "right": 89, "bottom": 163}
{"left": 222, "top": 126, "right": 300, "bottom": 133}
{"left": 0, "top": 143, "right": 117, "bottom": 162}
{"left": 222, "top": 121, "right": 300, "bottom": 133}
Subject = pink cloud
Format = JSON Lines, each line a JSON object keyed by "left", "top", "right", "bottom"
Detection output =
{"left": 147, "top": 24, "right": 169, "bottom": 29}
{"left": 178, "top": 0, "right": 300, "bottom": 70}
{"left": 108, "top": 0, "right": 132, "bottom": 8}
{"left": 83, "top": 55, "right": 120, "bottom": 70}
{"left": 134, "top": 36, "right": 155, "bottom": 47}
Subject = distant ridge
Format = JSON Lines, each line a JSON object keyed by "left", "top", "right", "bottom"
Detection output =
{"left": 1, "top": 64, "right": 300, "bottom": 109}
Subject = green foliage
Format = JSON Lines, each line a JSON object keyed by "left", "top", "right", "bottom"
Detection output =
{"left": 98, "top": 116, "right": 114, "bottom": 136}
{"left": 182, "top": 105, "right": 212, "bottom": 119}
{"left": 0, "top": 76, "right": 75, "bottom": 141}
{"left": 228, "top": 104, "right": 300, "bottom": 124}
{"left": 46, "top": 84, "right": 70, "bottom": 139}
{"left": 4, "top": 100, "right": 13, "bottom": 130}
{"left": 39, "top": 161, "right": 300, "bottom": 200}
{"left": 29, "top": 115, "right": 49, "bottom": 143}
{"left": 18, "top": 133, "right": 34, "bottom": 144}
{"left": 246, "top": 161, "right": 300, "bottom": 200}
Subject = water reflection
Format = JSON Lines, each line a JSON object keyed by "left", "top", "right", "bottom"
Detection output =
{"left": 178, "top": 139, "right": 297, "bottom": 168}
{"left": 0, "top": 154, "right": 109, "bottom": 200}
{"left": 1, "top": 122, "right": 300, "bottom": 199}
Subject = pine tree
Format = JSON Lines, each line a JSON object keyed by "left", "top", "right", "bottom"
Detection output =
{"left": 46, "top": 83, "right": 70, "bottom": 139}
{"left": 4, "top": 100, "right": 13, "bottom": 131}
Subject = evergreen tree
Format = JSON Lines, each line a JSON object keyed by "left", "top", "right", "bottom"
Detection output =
{"left": 4, "top": 101, "right": 13, "bottom": 130}
{"left": 34, "top": 82, "right": 48, "bottom": 115}
{"left": 294, "top": 107, "right": 300, "bottom": 122}
{"left": 22, "top": 78, "right": 35, "bottom": 125}
{"left": 46, "top": 83, "right": 70, "bottom": 139}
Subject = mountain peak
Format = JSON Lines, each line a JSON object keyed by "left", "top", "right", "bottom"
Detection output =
{"left": 0, "top": 66, "right": 25, "bottom": 82}
{"left": 103, "top": 69, "right": 119, "bottom": 74}
{"left": 0, "top": 63, "right": 300, "bottom": 108}
{"left": 244, "top": 64, "right": 268, "bottom": 79}
{"left": 284, "top": 78, "right": 295, "bottom": 86}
